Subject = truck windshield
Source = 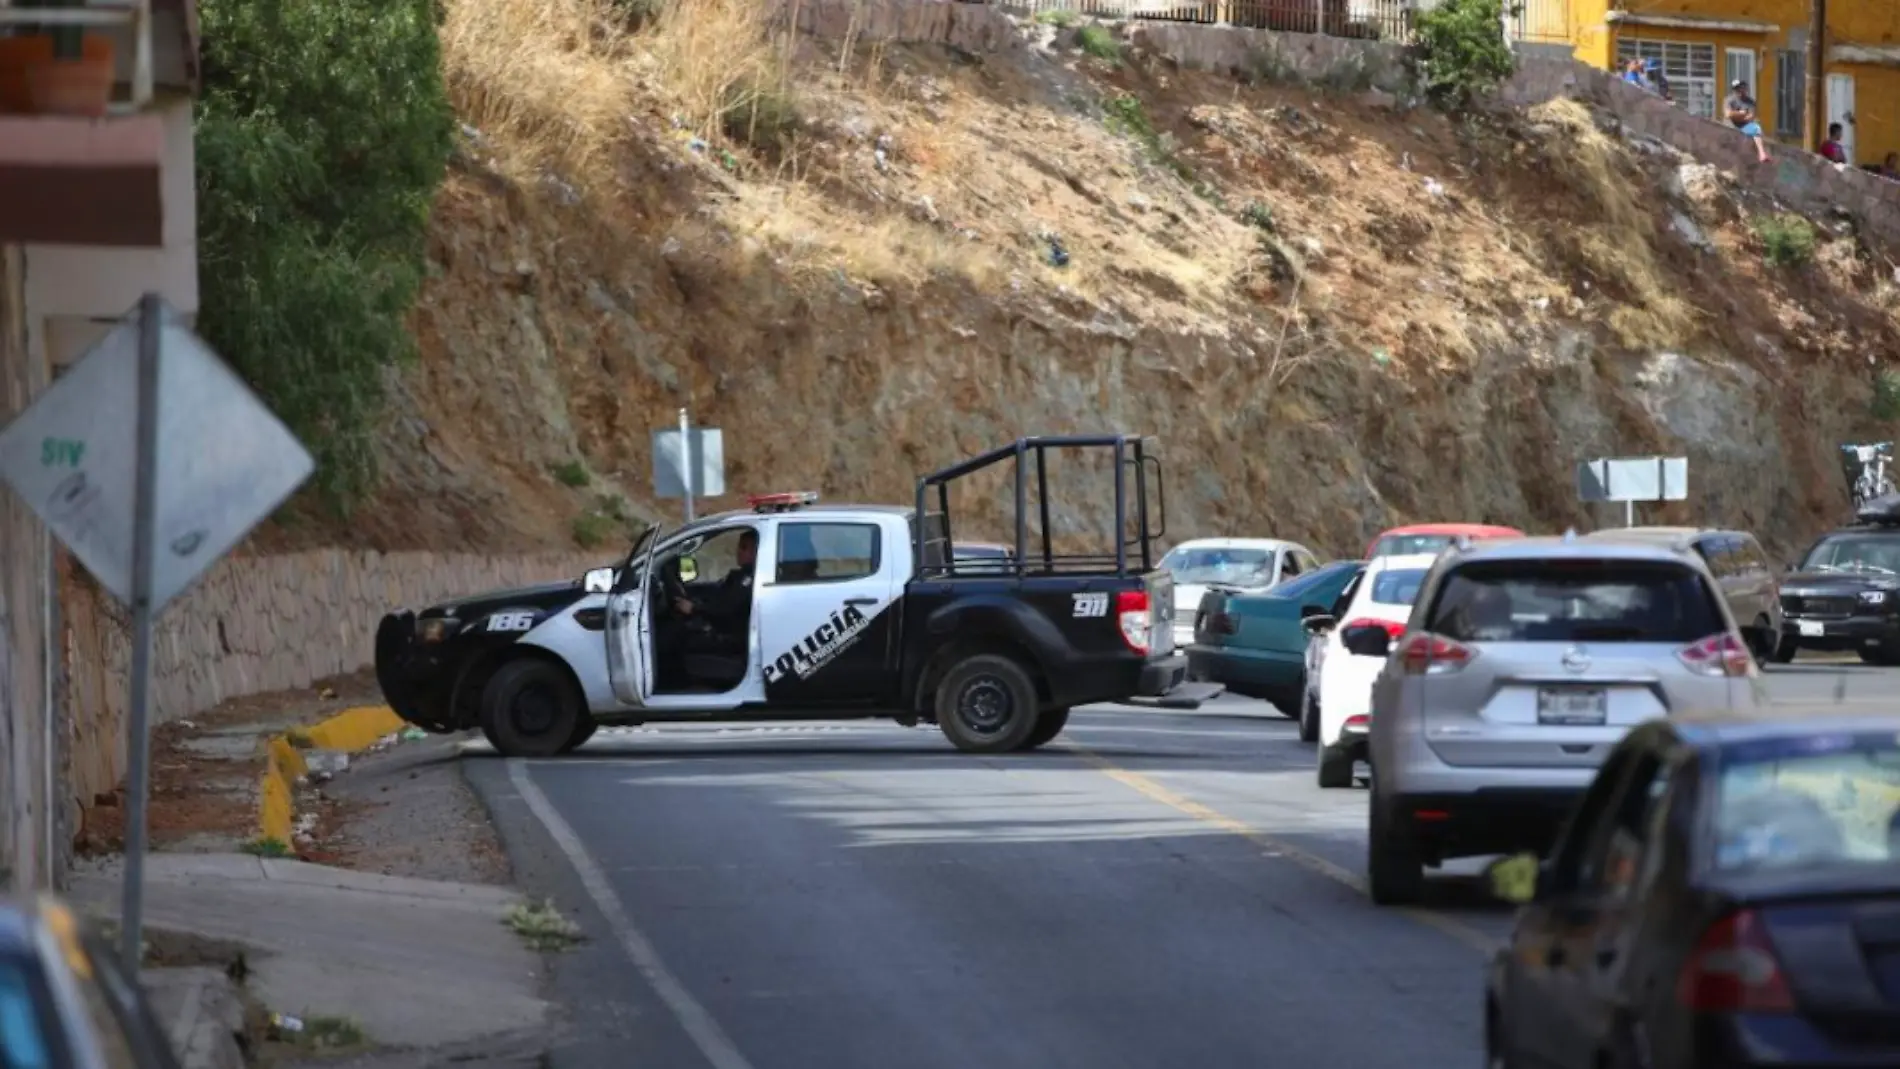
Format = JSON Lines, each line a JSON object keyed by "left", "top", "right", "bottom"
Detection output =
{"left": 1801, "top": 533, "right": 1900, "bottom": 575}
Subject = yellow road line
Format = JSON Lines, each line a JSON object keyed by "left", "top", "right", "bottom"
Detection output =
{"left": 1066, "top": 744, "right": 1502, "bottom": 955}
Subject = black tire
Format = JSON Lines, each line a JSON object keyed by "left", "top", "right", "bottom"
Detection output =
{"left": 1858, "top": 645, "right": 1900, "bottom": 667}
{"left": 559, "top": 717, "right": 599, "bottom": 754}
{"left": 480, "top": 659, "right": 583, "bottom": 758}
{"left": 1769, "top": 631, "right": 1797, "bottom": 664}
{"left": 1018, "top": 707, "right": 1071, "bottom": 751}
{"left": 1748, "top": 616, "right": 1774, "bottom": 662}
{"left": 1317, "top": 743, "right": 1355, "bottom": 789}
{"left": 1269, "top": 698, "right": 1300, "bottom": 719}
{"left": 935, "top": 653, "right": 1042, "bottom": 754}
{"left": 1298, "top": 691, "right": 1319, "bottom": 744}
{"left": 1367, "top": 794, "right": 1426, "bottom": 905}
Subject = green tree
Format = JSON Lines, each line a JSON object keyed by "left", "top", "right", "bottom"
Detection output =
{"left": 1411, "top": 0, "right": 1518, "bottom": 110}
{"left": 195, "top": 0, "right": 454, "bottom": 508}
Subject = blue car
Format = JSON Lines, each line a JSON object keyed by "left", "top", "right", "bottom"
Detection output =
{"left": 1186, "top": 560, "right": 1363, "bottom": 728}
{"left": 0, "top": 896, "right": 182, "bottom": 1069}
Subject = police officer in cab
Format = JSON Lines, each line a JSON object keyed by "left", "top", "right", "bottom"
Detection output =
{"left": 673, "top": 529, "right": 757, "bottom": 652}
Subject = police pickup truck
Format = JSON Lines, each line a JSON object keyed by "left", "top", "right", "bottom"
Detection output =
{"left": 374, "top": 435, "right": 1221, "bottom": 757}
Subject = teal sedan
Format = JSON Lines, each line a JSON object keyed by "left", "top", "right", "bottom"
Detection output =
{"left": 1185, "top": 560, "right": 1364, "bottom": 724}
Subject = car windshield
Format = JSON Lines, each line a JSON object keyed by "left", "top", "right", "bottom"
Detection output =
{"left": 1712, "top": 731, "right": 1900, "bottom": 873}
{"left": 1272, "top": 563, "right": 1354, "bottom": 601}
{"left": 1800, "top": 533, "right": 1900, "bottom": 575}
{"left": 1424, "top": 559, "right": 1722, "bottom": 643}
{"left": 0, "top": 955, "right": 61, "bottom": 1069}
{"left": 1161, "top": 547, "right": 1275, "bottom": 586}
{"left": 1368, "top": 568, "right": 1429, "bottom": 605}
{"left": 1371, "top": 534, "right": 1456, "bottom": 558}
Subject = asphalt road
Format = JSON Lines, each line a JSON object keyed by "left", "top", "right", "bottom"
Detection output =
{"left": 464, "top": 661, "right": 1890, "bottom": 1069}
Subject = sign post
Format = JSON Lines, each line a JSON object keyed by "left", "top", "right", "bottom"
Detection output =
{"left": 678, "top": 409, "right": 694, "bottom": 523}
{"left": 652, "top": 415, "right": 726, "bottom": 523}
{"left": 1576, "top": 455, "right": 1689, "bottom": 526}
{"left": 0, "top": 294, "right": 314, "bottom": 968}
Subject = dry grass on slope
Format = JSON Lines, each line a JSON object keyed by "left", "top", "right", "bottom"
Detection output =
{"left": 1524, "top": 99, "right": 1697, "bottom": 351}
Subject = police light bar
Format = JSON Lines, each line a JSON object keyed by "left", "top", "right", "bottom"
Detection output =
{"left": 748, "top": 491, "right": 819, "bottom": 513}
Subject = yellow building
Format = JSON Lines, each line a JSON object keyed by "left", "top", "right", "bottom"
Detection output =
{"left": 1510, "top": 0, "right": 1900, "bottom": 169}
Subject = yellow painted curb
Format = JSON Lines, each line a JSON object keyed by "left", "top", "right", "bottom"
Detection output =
{"left": 255, "top": 705, "right": 407, "bottom": 844}
{"left": 304, "top": 705, "right": 408, "bottom": 753}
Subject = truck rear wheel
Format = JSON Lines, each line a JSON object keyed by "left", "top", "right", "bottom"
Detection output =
{"left": 480, "top": 659, "right": 582, "bottom": 758}
{"left": 935, "top": 654, "right": 1041, "bottom": 753}
{"left": 1018, "top": 707, "right": 1071, "bottom": 751}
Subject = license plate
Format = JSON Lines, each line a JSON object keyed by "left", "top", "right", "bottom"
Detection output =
{"left": 1538, "top": 688, "right": 1607, "bottom": 727}
{"left": 1798, "top": 620, "right": 1825, "bottom": 637}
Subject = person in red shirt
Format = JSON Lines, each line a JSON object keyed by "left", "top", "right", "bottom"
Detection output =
{"left": 1820, "top": 123, "right": 1849, "bottom": 165}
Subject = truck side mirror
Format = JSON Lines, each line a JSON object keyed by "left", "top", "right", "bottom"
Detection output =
{"left": 1341, "top": 624, "right": 1392, "bottom": 658}
{"left": 582, "top": 567, "right": 614, "bottom": 594}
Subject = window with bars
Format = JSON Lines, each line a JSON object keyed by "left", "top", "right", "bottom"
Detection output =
{"left": 1616, "top": 38, "right": 1717, "bottom": 120}
{"left": 1775, "top": 49, "right": 1805, "bottom": 143}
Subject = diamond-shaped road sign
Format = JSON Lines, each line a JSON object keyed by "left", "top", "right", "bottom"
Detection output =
{"left": 0, "top": 298, "right": 314, "bottom": 610}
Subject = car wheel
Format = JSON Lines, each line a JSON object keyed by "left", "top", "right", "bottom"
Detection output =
{"left": 1367, "top": 794, "right": 1426, "bottom": 905}
{"left": 480, "top": 658, "right": 583, "bottom": 758}
{"left": 1748, "top": 616, "right": 1774, "bottom": 661}
{"left": 1317, "top": 744, "right": 1355, "bottom": 789}
{"left": 936, "top": 654, "right": 1041, "bottom": 754}
{"left": 1017, "top": 707, "right": 1071, "bottom": 751}
{"left": 559, "top": 717, "right": 599, "bottom": 754}
{"left": 1298, "top": 691, "right": 1319, "bottom": 744}
{"left": 1858, "top": 644, "right": 1900, "bottom": 667}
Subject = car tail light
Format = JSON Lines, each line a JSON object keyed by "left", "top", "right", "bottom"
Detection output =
{"left": 1677, "top": 633, "right": 1756, "bottom": 677}
{"left": 1118, "top": 590, "right": 1151, "bottom": 655}
{"left": 1676, "top": 909, "right": 1795, "bottom": 1013}
{"left": 1344, "top": 714, "right": 1370, "bottom": 729}
{"left": 1345, "top": 618, "right": 1406, "bottom": 640}
{"left": 1398, "top": 632, "right": 1475, "bottom": 675}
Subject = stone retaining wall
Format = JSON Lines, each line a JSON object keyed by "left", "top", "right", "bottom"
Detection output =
{"left": 1503, "top": 56, "right": 1900, "bottom": 256}
{"left": 59, "top": 549, "right": 599, "bottom": 811}
{"left": 774, "top": 0, "right": 1899, "bottom": 255}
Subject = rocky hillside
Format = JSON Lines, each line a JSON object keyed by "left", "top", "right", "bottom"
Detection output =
{"left": 257, "top": 0, "right": 1900, "bottom": 561}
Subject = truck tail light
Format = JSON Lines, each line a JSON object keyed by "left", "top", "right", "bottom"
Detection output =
{"left": 1118, "top": 590, "right": 1151, "bottom": 655}
{"left": 1676, "top": 909, "right": 1794, "bottom": 1013}
{"left": 1677, "top": 633, "right": 1754, "bottom": 677}
{"left": 1199, "top": 611, "right": 1237, "bottom": 636}
{"left": 1398, "top": 632, "right": 1474, "bottom": 675}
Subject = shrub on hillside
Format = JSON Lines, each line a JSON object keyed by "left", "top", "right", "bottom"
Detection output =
{"left": 1412, "top": 0, "right": 1517, "bottom": 109}
{"left": 195, "top": 0, "right": 455, "bottom": 509}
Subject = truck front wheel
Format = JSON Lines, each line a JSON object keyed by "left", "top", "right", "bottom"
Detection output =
{"left": 935, "top": 654, "right": 1041, "bottom": 753}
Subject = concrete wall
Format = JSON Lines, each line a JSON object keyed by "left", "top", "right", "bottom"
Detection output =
{"left": 1502, "top": 55, "right": 1900, "bottom": 254}
{"left": 59, "top": 549, "right": 599, "bottom": 813}
{"left": 25, "top": 94, "right": 198, "bottom": 373}
{"left": 0, "top": 244, "right": 55, "bottom": 891}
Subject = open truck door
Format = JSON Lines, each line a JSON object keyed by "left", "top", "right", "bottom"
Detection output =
{"left": 606, "top": 523, "right": 663, "bottom": 707}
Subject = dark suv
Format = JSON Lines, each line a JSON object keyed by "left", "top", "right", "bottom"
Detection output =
{"left": 1778, "top": 495, "right": 1900, "bottom": 665}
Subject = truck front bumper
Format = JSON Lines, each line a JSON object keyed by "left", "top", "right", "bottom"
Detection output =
{"left": 374, "top": 611, "right": 461, "bottom": 733}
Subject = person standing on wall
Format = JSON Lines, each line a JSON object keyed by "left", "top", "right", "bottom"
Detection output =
{"left": 1725, "top": 80, "right": 1771, "bottom": 165}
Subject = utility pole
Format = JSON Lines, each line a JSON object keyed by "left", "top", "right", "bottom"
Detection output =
{"left": 1806, "top": 0, "right": 1827, "bottom": 153}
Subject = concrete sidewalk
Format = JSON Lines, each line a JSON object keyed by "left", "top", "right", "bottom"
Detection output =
{"left": 71, "top": 854, "right": 551, "bottom": 1060}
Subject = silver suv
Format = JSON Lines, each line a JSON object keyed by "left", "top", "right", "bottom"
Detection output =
{"left": 1350, "top": 535, "right": 1767, "bottom": 904}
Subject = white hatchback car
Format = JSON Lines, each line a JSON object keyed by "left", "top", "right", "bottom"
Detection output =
{"left": 1304, "top": 552, "right": 1439, "bottom": 788}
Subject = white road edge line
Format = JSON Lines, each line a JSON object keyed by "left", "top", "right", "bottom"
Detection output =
{"left": 507, "top": 760, "right": 756, "bottom": 1069}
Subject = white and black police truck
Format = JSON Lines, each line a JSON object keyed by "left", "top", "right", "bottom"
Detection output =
{"left": 374, "top": 435, "right": 1222, "bottom": 756}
